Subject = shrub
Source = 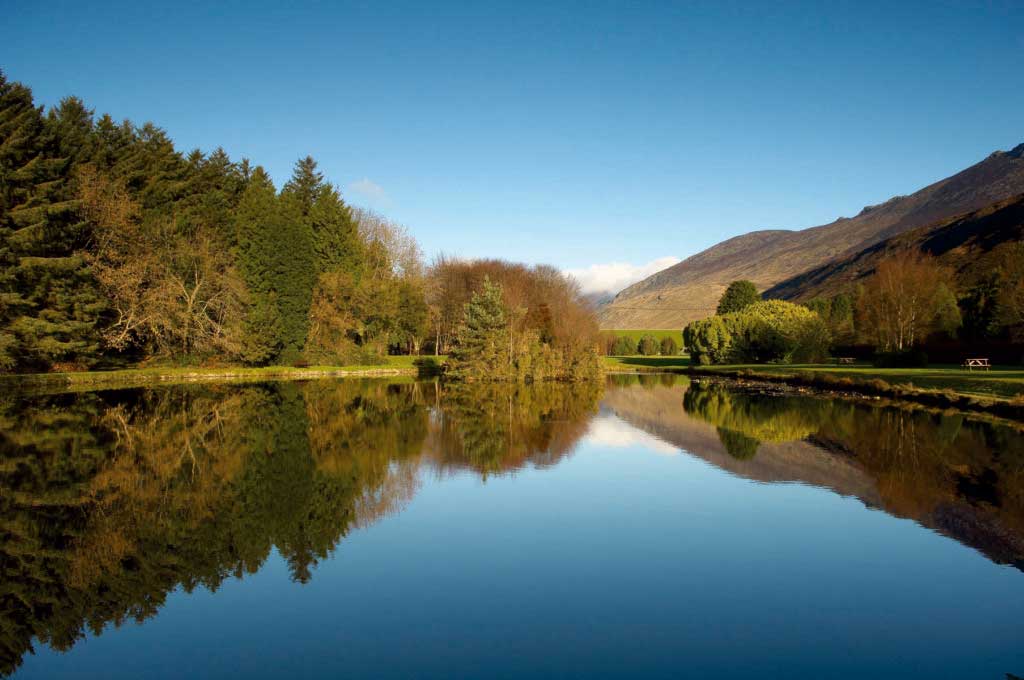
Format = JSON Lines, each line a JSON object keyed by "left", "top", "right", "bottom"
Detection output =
{"left": 610, "top": 336, "right": 635, "bottom": 356}
{"left": 637, "top": 334, "right": 659, "bottom": 356}
{"left": 683, "top": 316, "right": 733, "bottom": 365}
{"left": 686, "top": 300, "right": 830, "bottom": 364}
{"left": 660, "top": 336, "right": 679, "bottom": 356}
{"left": 727, "top": 300, "right": 831, "bottom": 364}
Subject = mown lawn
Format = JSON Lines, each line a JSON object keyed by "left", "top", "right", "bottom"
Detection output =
{"left": 603, "top": 356, "right": 1024, "bottom": 400}
{"left": 600, "top": 329, "right": 682, "bottom": 346}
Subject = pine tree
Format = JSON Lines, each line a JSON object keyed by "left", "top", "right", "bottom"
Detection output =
{"left": 0, "top": 73, "right": 102, "bottom": 370}
{"left": 114, "top": 122, "right": 188, "bottom": 215}
{"left": 281, "top": 155, "right": 323, "bottom": 215}
{"left": 449, "top": 278, "right": 508, "bottom": 380}
{"left": 276, "top": 163, "right": 318, "bottom": 358}
{"left": 180, "top": 147, "right": 246, "bottom": 247}
{"left": 308, "top": 184, "right": 362, "bottom": 275}
{"left": 235, "top": 167, "right": 286, "bottom": 361}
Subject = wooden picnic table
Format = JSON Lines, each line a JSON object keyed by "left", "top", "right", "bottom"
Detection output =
{"left": 962, "top": 358, "right": 991, "bottom": 371}
{"left": 836, "top": 357, "right": 856, "bottom": 364}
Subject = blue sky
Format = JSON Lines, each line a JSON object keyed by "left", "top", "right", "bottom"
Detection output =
{"left": 4, "top": 1, "right": 1023, "bottom": 293}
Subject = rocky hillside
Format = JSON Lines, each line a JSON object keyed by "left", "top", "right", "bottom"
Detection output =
{"left": 600, "top": 143, "right": 1024, "bottom": 329}
{"left": 765, "top": 192, "right": 1024, "bottom": 301}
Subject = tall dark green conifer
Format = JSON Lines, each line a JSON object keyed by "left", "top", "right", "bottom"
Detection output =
{"left": 0, "top": 73, "right": 102, "bottom": 370}
{"left": 235, "top": 167, "right": 286, "bottom": 362}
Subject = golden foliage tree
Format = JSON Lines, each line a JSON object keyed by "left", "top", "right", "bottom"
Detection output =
{"left": 856, "top": 252, "right": 956, "bottom": 352}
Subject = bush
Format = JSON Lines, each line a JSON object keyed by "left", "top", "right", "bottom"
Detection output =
{"left": 610, "top": 336, "right": 635, "bottom": 356}
{"left": 683, "top": 316, "right": 732, "bottom": 365}
{"left": 728, "top": 300, "right": 830, "bottom": 363}
{"left": 685, "top": 300, "right": 830, "bottom": 365}
{"left": 660, "top": 336, "right": 679, "bottom": 356}
{"left": 637, "top": 334, "right": 659, "bottom": 356}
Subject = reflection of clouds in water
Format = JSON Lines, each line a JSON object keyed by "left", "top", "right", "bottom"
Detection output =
{"left": 585, "top": 415, "right": 679, "bottom": 455}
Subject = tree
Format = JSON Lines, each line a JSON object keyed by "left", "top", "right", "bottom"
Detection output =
{"left": 683, "top": 316, "right": 732, "bottom": 365}
{"left": 685, "top": 300, "right": 829, "bottom": 364}
{"left": 995, "top": 242, "right": 1024, "bottom": 339}
{"left": 394, "top": 279, "right": 429, "bottom": 354}
{"left": 933, "top": 283, "right": 962, "bottom": 338}
{"left": 235, "top": 164, "right": 317, "bottom": 360}
{"left": 805, "top": 297, "right": 831, "bottom": 322}
{"left": 830, "top": 293, "right": 855, "bottom": 344}
{"left": 856, "top": 252, "right": 954, "bottom": 352}
{"left": 448, "top": 278, "right": 508, "bottom": 381}
{"left": 727, "top": 300, "right": 830, "bottom": 363}
{"left": 660, "top": 336, "right": 679, "bottom": 356}
{"left": 637, "top": 334, "right": 659, "bottom": 356}
{"left": 80, "top": 166, "right": 246, "bottom": 358}
{"left": 239, "top": 292, "right": 283, "bottom": 365}
{"left": 0, "top": 73, "right": 103, "bottom": 370}
{"left": 716, "top": 280, "right": 759, "bottom": 315}
{"left": 610, "top": 335, "right": 634, "bottom": 356}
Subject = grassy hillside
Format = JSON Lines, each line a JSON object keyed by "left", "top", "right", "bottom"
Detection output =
{"left": 600, "top": 143, "right": 1024, "bottom": 329}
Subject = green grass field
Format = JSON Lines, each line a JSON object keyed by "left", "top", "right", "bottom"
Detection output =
{"left": 603, "top": 356, "right": 1024, "bottom": 400}
{"left": 600, "top": 329, "right": 682, "bottom": 347}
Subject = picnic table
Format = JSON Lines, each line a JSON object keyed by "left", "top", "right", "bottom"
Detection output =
{"left": 962, "top": 358, "right": 991, "bottom": 371}
{"left": 835, "top": 357, "right": 856, "bottom": 364}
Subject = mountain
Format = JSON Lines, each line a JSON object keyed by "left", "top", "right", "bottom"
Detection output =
{"left": 765, "top": 192, "right": 1024, "bottom": 301}
{"left": 599, "top": 143, "right": 1024, "bottom": 329}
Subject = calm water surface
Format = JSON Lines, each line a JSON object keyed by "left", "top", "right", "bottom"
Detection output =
{"left": 2, "top": 375, "right": 1023, "bottom": 679}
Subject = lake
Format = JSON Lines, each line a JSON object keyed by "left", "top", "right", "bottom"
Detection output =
{"left": 2, "top": 375, "right": 1023, "bottom": 679}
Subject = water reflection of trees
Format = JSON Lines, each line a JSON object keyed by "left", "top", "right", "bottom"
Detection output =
{"left": 682, "top": 381, "right": 827, "bottom": 457}
{"left": 680, "top": 379, "right": 1024, "bottom": 567}
{"left": 0, "top": 378, "right": 601, "bottom": 676}
{"left": 428, "top": 382, "right": 602, "bottom": 478}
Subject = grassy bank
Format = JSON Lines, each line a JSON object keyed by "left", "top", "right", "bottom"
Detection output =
{"left": 0, "top": 356, "right": 446, "bottom": 393}
{"left": 605, "top": 355, "right": 1024, "bottom": 416}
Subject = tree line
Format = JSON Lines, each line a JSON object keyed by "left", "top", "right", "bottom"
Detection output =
{"left": 0, "top": 72, "right": 602, "bottom": 376}
{"left": 681, "top": 245, "right": 1024, "bottom": 366}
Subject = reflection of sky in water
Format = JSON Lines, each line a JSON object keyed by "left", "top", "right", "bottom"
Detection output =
{"left": 583, "top": 413, "right": 680, "bottom": 455}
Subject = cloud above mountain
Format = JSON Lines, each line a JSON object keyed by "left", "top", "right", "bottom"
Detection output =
{"left": 565, "top": 256, "right": 680, "bottom": 296}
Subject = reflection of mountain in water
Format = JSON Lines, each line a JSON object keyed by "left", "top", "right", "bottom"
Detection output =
{"left": 605, "top": 376, "right": 1024, "bottom": 573}
{"left": 0, "top": 380, "right": 602, "bottom": 677}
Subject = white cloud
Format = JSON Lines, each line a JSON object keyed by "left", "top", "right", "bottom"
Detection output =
{"left": 564, "top": 256, "right": 680, "bottom": 296}
{"left": 346, "top": 178, "right": 389, "bottom": 204}
{"left": 585, "top": 415, "right": 679, "bottom": 455}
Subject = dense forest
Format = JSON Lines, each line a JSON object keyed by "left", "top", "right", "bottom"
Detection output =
{"left": 0, "top": 72, "right": 601, "bottom": 378}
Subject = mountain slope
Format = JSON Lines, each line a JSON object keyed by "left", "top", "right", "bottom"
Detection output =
{"left": 765, "top": 192, "right": 1024, "bottom": 301}
{"left": 600, "top": 143, "right": 1024, "bottom": 329}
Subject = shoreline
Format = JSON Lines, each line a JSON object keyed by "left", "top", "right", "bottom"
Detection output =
{"left": 0, "top": 362, "right": 437, "bottom": 394}
{"left": 608, "top": 363, "right": 1024, "bottom": 423}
